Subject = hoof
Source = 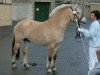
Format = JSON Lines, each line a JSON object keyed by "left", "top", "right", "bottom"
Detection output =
{"left": 24, "top": 64, "right": 31, "bottom": 70}
{"left": 52, "top": 67, "right": 57, "bottom": 72}
{"left": 12, "top": 62, "right": 17, "bottom": 69}
{"left": 47, "top": 68, "right": 53, "bottom": 73}
{"left": 12, "top": 64, "right": 17, "bottom": 70}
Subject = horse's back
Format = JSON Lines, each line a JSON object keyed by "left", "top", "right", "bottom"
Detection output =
{"left": 14, "top": 20, "right": 41, "bottom": 33}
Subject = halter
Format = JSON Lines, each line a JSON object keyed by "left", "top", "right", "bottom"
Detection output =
{"left": 70, "top": 6, "right": 83, "bottom": 25}
{"left": 70, "top": 6, "right": 84, "bottom": 41}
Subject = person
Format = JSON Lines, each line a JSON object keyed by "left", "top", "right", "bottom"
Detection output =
{"left": 78, "top": 10, "right": 100, "bottom": 75}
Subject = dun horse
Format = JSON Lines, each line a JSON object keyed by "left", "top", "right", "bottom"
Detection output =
{"left": 12, "top": 4, "right": 83, "bottom": 72}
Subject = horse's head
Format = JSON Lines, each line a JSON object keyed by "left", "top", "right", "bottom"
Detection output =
{"left": 70, "top": 4, "right": 86, "bottom": 40}
{"left": 49, "top": 4, "right": 86, "bottom": 23}
{"left": 71, "top": 4, "right": 87, "bottom": 23}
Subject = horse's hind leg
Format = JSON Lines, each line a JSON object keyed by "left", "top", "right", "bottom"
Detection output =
{"left": 23, "top": 38, "right": 30, "bottom": 69}
{"left": 12, "top": 43, "right": 20, "bottom": 68}
{"left": 12, "top": 36, "right": 21, "bottom": 68}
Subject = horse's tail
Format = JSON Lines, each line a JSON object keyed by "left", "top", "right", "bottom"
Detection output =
{"left": 12, "top": 34, "right": 20, "bottom": 60}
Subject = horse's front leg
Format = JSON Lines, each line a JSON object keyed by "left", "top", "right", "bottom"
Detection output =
{"left": 51, "top": 45, "right": 59, "bottom": 72}
{"left": 46, "top": 44, "right": 54, "bottom": 72}
{"left": 23, "top": 39, "right": 30, "bottom": 69}
{"left": 47, "top": 44, "right": 59, "bottom": 73}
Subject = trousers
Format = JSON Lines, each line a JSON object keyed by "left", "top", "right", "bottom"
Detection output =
{"left": 88, "top": 47, "right": 98, "bottom": 75}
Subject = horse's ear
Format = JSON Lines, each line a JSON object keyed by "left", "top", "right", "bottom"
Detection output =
{"left": 78, "top": 1, "right": 83, "bottom": 8}
{"left": 74, "top": 2, "right": 83, "bottom": 10}
{"left": 71, "top": 3, "right": 79, "bottom": 10}
{"left": 70, "top": 3, "right": 74, "bottom": 9}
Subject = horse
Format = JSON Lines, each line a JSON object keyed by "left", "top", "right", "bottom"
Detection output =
{"left": 12, "top": 4, "right": 83, "bottom": 72}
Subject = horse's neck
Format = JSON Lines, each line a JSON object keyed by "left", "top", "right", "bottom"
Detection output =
{"left": 50, "top": 10, "right": 71, "bottom": 30}
{"left": 58, "top": 15, "right": 70, "bottom": 28}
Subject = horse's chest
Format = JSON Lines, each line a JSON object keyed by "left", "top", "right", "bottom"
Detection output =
{"left": 55, "top": 33, "right": 64, "bottom": 44}
{"left": 57, "top": 36, "right": 64, "bottom": 43}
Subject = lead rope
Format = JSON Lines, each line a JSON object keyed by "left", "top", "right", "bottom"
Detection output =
{"left": 75, "top": 19, "right": 89, "bottom": 62}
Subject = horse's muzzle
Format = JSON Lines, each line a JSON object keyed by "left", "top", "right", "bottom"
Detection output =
{"left": 80, "top": 17, "right": 87, "bottom": 23}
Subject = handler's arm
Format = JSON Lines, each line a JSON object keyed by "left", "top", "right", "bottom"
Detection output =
{"left": 78, "top": 24, "right": 98, "bottom": 38}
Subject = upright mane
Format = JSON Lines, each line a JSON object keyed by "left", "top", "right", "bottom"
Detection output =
{"left": 49, "top": 4, "right": 71, "bottom": 18}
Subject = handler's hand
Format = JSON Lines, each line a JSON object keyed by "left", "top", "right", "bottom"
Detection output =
{"left": 78, "top": 28, "right": 83, "bottom": 32}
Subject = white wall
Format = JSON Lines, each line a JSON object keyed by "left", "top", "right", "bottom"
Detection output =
{"left": 91, "top": 3, "right": 100, "bottom": 11}
{"left": 0, "top": 4, "right": 12, "bottom": 26}
{"left": 12, "top": 3, "right": 33, "bottom": 20}
{"left": 0, "top": 0, "right": 12, "bottom": 3}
